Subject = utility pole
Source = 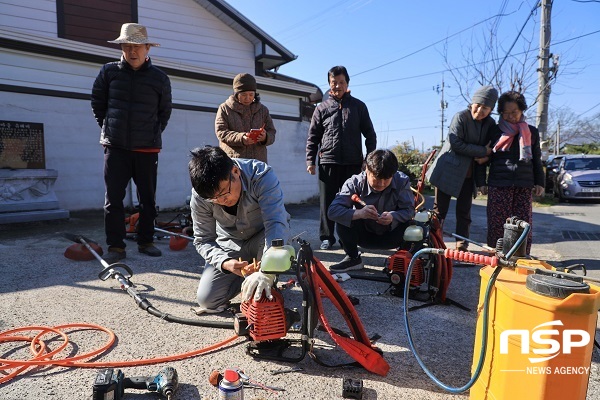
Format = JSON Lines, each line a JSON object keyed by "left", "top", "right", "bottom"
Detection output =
{"left": 434, "top": 77, "right": 448, "bottom": 147}
{"left": 555, "top": 121, "right": 560, "bottom": 155}
{"left": 536, "top": 0, "right": 553, "bottom": 142}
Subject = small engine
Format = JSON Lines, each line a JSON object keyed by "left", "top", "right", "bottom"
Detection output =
{"left": 234, "top": 290, "right": 300, "bottom": 342}
{"left": 383, "top": 210, "right": 442, "bottom": 299}
{"left": 386, "top": 250, "right": 425, "bottom": 288}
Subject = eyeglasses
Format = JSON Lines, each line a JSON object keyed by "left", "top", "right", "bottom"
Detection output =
{"left": 206, "top": 173, "right": 234, "bottom": 202}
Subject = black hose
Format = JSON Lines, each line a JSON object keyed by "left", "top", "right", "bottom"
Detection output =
{"left": 146, "top": 306, "right": 233, "bottom": 329}
{"left": 127, "top": 286, "right": 234, "bottom": 329}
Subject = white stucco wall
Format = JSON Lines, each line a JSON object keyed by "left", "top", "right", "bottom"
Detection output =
{"left": 0, "top": 91, "right": 317, "bottom": 211}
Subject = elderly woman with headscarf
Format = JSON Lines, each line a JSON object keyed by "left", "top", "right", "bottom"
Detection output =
{"left": 426, "top": 85, "right": 498, "bottom": 251}
{"left": 215, "top": 73, "right": 276, "bottom": 163}
{"left": 480, "top": 91, "right": 544, "bottom": 254}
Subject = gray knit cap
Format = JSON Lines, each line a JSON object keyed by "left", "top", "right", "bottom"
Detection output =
{"left": 471, "top": 85, "right": 498, "bottom": 109}
{"left": 233, "top": 73, "right": 257, "bottom": 93}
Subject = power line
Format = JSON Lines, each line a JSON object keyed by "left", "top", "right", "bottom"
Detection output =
{"left": 577, "top": 101, "right": 600, "bottom": 118}
{"left": 490, "top": 1, "right": 540, "bottom": 83}
{"left": 349, "top": 29, "right": 600, "bottom": 88}
{"left": 352, "top": 8, "right": 522, "bottom": 77}
{"left": 273, "top": 0, "right": 346, "bottom": 36}
{"left": 554, "top": 28, "right": 600, "bottom": 44}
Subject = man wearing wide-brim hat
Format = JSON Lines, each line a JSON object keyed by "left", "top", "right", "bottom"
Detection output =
{"left": 91, "top": 23, "right": 172, "bottom": 263}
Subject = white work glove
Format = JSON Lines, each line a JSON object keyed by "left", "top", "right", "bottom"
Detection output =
{"left": 241, "top": 271, "right": 276, "bottom": 302}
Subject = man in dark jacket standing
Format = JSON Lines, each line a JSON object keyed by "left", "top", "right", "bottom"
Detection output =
{"left": 91, "top": 23, "right": 172, "bottom": 263}
{"left": 306, "top": 66, "right": 377, "bottom": 251}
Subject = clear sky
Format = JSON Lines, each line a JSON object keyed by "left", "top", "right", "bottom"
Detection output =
{"left": 225, "top": 0, "right": 600, "bottom": 151}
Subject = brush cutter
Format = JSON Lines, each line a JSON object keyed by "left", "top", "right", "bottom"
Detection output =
{"left": 125, "top": 212, "right": 193, "bottom": 251}
{"left": 63, "top": 233, "right": 104, "bottom": 261}
{"left": 63, "top": 233, "right": 133, "bottom": 281}
{"left": 62, "top": 232, "right": 232, "bottom": 329}
{"left": 153, "top": 227, "right": 193, "bottom": 251}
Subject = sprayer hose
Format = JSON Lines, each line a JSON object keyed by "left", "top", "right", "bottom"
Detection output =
{"left": 403, "top": 249, "right": 503, "bottom": 393}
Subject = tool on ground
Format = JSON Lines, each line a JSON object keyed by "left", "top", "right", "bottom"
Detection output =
{"left": 62, "top": 232, "right": 234, "bottom": 329}
{"left": 270, "top": 366, "right": 303, "bottom": 375}
{"left": 63, "top": 233, "right": 104, "bottom": 261}
{"left": 125, "top": 212, "right": 193, "bottom": 251}
{"left": 209, "top": 369, "right": 286, "bottom": 393}
{"left": 92, "top": 366, "right": 178, "bottom": 400}
{"left": 236, "top": 369, "right": 286, "bottom": 392}
{"left": 450, "top": 233, "right": 496, "bottom": 252}
{"left": 218, "top": 369, "right": 244, "bottom": 398}
{"left": 153, "top": 226, "right": 194, "bottom": 251}
{"left": 342, "top": 377, "right": 363, "bottom": 399}
{"left": 234, "top": 238, "right": 389, "bottom": 376}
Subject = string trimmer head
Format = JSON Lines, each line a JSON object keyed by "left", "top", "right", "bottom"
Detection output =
{"left": 62, "top": 233, "right": 103, "bottom": 261}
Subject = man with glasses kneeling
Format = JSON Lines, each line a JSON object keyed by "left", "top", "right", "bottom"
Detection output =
{"left": 188, "top": 146, "right": 290, "bottom": 314}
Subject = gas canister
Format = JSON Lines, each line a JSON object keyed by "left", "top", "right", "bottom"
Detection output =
{"left": 218, "top": 369, "right": 243, "bottom": 400}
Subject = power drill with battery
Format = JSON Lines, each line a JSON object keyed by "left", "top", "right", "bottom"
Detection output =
{"left": 92, "top": 366, "right": 178, "bottom": 400}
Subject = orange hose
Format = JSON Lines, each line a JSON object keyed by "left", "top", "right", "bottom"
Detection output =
{"left": 0, "top": 323, "right": 242, "bottom": 384}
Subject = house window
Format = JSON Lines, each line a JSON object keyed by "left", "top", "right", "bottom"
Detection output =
{"left": 57, "top": 0, "right": 138, "bottom": 48}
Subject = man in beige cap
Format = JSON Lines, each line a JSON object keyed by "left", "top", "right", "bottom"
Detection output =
{"left": 91, "top": 23, "right": 172, "bottom": 263}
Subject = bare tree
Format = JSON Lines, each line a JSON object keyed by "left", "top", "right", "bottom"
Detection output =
{"left": 576, "top": 112, "right": 600, "bottom": 143}
{"left": 546, "top": 107, "right": 600, "bottom": 151}
{"left": 441, "top": 6, "right": 549, "bottom": 110}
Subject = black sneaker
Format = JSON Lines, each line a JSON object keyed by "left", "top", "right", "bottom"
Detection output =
{"left": 103, "top": 247, "right": 126, "bottom": 264}
{"left": 138, "top": 243, "right": 162, "bottom": 257}
{"left": 329, "top": 255, "right": 363, "bottom": 273}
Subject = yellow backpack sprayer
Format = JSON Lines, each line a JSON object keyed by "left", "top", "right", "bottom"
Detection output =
{"left": 403, "top": 217, "right": 600, "bottom": 399}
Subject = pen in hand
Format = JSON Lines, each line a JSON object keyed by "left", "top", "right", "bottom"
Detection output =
{"left": 351, "top": 194, "right": 381, "bottom": 217}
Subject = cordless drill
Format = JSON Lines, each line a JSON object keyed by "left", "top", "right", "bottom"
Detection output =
{"left": 92, "top": 366, "right": 178, "bottom": 400}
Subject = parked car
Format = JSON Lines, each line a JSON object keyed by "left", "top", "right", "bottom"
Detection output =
{"left": 544, "top": 154, "right": 566, "bottom": 193}
{"left": 553, "top": 155, "right": 600, "bottom": 201}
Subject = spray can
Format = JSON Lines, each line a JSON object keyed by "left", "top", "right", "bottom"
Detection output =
{"left": 218, "top": 369, "right": 243, "bottom": 400}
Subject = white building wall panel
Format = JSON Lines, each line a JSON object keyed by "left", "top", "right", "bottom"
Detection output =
{"left": 138, "top": 0, "right": 255, "bottom": 73}
{"left": 0, "top": 50, "right": 302, "bottom": 119}
{"left": 0, "top": 50, "right": 98, "bottom": 93}
{"left": 259, "top": 92, "right": 300, "bottom": 118}
{"left": 0, "top": 0, "right": 257, "bottom": 74}
{"left": 0, "top": 0, "right": 57, "bottom": 36}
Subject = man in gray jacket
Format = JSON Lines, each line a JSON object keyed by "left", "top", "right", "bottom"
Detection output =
{"left": 188, "top": 146, "right": 290, "bottom": 313}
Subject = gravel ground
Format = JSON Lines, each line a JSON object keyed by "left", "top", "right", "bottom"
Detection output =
{"left": 0, "top": 199, "right": 598, "bottom": 400}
